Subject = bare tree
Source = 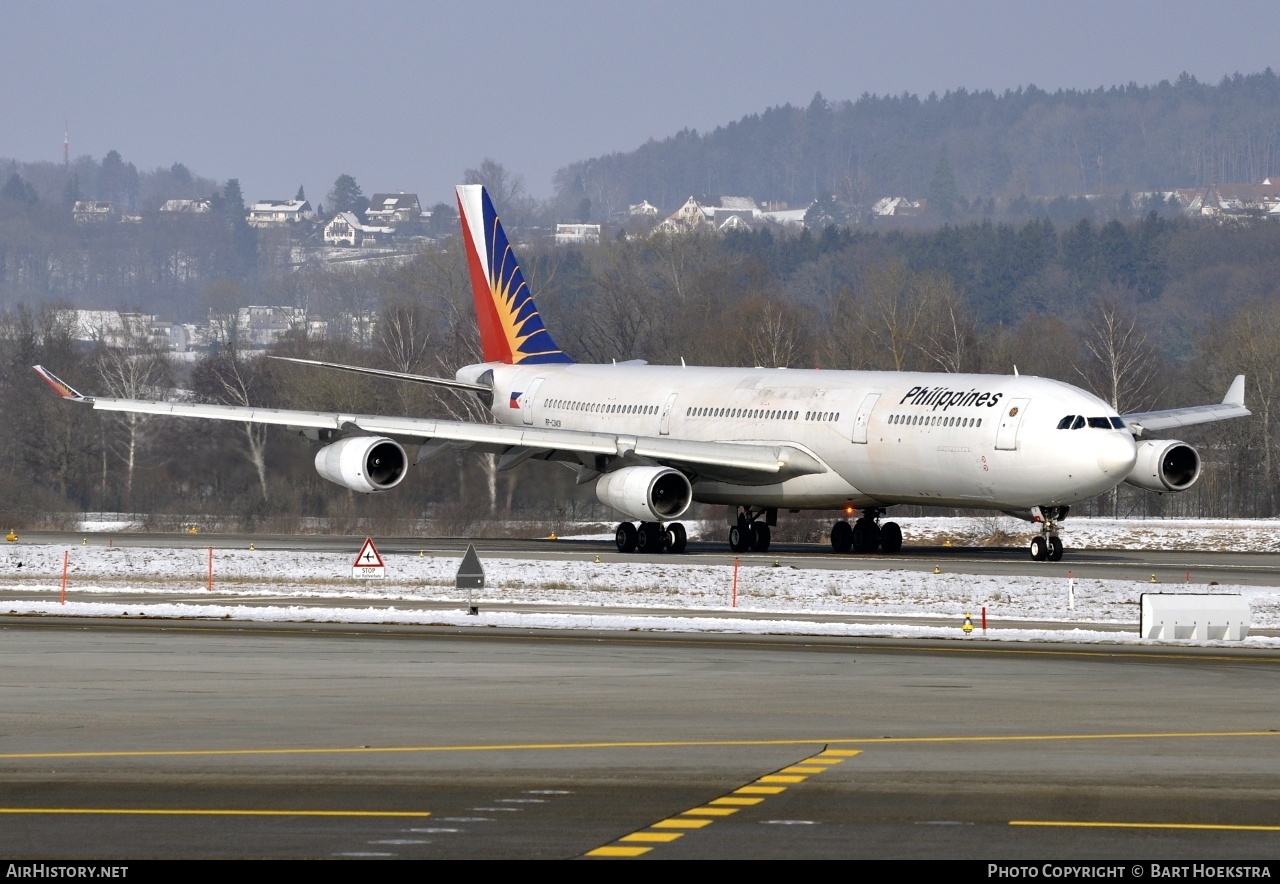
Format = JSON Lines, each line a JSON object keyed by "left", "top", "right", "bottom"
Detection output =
{"left": 191, "top": 351, "right": 273, "bottom": 501}
{"left": 1073, "top": 293, "right": 1163, "bottom": 412}
{"left": 91, "top": 312, "right": 174, "bottom": 498}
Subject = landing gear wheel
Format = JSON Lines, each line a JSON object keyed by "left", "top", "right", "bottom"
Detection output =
{"left": 1048, "top": 535, "right": 1064, "bottom": 562}
{"left": 637, "top": 521, "right": 665, "bottom": 553}
{"left": 831, "top": 520, "right": 853, "bottom": 553}
{"left": 666, "top": 522, "right": 687, "bottom": 554}
{"left": 751, "top": 523, "right": 771, "bottom": 552}
{"left": 1029, "top": 535, "right": 1048, "bottom": 562}
{"left": 615, "top": 522, "right": 637, "bottom": 553}
{"left": 879, "top": 521, "right": 903, "bottom": 554}
{"left": 852, "top": 518, "right": 880, "bottom": 553}
{"left": 729, "top": 523, "right": 752, "bottom": 553}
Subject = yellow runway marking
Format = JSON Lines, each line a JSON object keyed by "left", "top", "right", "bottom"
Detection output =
{"left": 620, "top": 832, "right": 683, "bottom": 843}
{"left": 586, "top": 846, "right": 651, "bottom": 857}
{"left": 1, "top": 731, "right": 1273, "bottom": 761}
{"left": 684, "top": 807, "right": 739, "bottom": 817}
{"left": 1012, "top": 820, "right": 1280, "bottom": 832}
{"left": 652, "top": 818, "right": 713, "bottom": 829}
{"left": 0, "top": 808, "right": 431, "bottom": 817}
{"left": 584, "top": 747, "right": 853, "bottom": 858}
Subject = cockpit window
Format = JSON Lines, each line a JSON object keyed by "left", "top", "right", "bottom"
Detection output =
{"left": 1057, "top": 416, "right": 1073, "bottom": 429}
{"left": 1087, "top": 417, "right": 1110, "bottom": 429}
{"left": 1110, "top": 417, "right": 1126, "bottom": 429}
{"left": 1071, "top": 415, "right": 1085, "bottom": 430}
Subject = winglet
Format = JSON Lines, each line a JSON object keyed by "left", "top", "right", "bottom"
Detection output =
{"left": 1223, "top": 375, "right": 1246, "bottom": 408}
{"left": 32, "top": 365, "right": 89, "bottom": 401}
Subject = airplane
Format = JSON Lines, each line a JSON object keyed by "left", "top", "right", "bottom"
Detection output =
{"left": 34, "top": 185, "right": 1251, "bottom": 561}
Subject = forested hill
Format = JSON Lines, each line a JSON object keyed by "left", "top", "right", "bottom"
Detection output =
{"left": 553, "top": 70, "right": 1280, "bottom": 217}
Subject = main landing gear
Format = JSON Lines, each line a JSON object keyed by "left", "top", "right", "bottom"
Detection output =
{"left": 615, "top": 521, "right": 688, "bottom": 554}
{"left": 830, "top": 509, "right": 902, "bottom": 554}
{"left": 728, "top": 510, "right": 772, "bottom": 553}
{"left": 1028, "top": 505, "right": 1067, "bottom": 562}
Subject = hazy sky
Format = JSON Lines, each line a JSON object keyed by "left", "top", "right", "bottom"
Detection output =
{"left": 5, "top": 1, "right": 1279, "bottom": 207}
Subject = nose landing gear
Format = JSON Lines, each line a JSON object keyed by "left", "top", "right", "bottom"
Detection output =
{"left": 1028, "top": 506, "right": 1067, "bottom": 561}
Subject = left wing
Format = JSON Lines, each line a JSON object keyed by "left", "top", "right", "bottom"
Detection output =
{"left": 1122, "top": 375, "right": 1250, "bottom": 435}
{"left": 33, "top": 365, "right": 827, "bottom": 484}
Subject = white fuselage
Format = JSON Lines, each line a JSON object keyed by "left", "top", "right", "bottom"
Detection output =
{"left": 457, "top": 362, "right": 1139, "bottom": 513}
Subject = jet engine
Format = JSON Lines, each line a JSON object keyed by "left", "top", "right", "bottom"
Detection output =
{"left": 1123, "top": 439, "right": 1201, "bottom": 493}
{"left": 595, "top": 466, "right": 692, "bottom": 522}
{"left": 314, "top": 436, "right": 408, "bottom": 493}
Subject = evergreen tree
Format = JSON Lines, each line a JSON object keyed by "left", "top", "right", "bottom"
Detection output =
{"left": 295, "top": 185, "right": 306, "bottom": 202}
{"left": 927, "top": 154, "right": 961, "bottom": 220}
{"left": 1, "top": 173, "right": 38, "bottom": 207}
{"left": 327, "top": 174, "right": 367, "bottom": 217}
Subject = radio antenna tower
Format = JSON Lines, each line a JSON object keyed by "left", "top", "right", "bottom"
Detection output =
{"left": 63, "top": 122, "right": 69, "bottom": 168}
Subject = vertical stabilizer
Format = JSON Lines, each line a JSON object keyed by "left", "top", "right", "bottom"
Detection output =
{"left": 456, "top": 184, "right": 572, "bottom": 365}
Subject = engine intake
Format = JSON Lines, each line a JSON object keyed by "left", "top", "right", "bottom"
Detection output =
{"left": 595, "top": 466, "right": 692, "bottom": 522}
{"left": 1124, "top": 439, "right": 1201, "bottom": 493}
{"left": 314, "top": 436, "right": 408, "bottom": 493}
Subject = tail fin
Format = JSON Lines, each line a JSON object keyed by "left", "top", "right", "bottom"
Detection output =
{"left": 456, "top": 184, "right": 572, "bottom": 365}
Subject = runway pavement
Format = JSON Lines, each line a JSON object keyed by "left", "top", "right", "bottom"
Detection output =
{"left": 0, "top": 617, "right": 1278, "bottom": 860}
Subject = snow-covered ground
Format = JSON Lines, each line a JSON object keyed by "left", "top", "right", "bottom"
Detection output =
{"left": 2, "top": 517, "right": 1278, "bottom": 648}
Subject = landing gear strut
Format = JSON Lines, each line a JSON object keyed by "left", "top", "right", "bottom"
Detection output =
{"left": 728, "top": 508, "right": 773, "bottom": 553}
{"left": 1028, "top": 505, "right": 1067, "bottom": 562}
{"left": 831, "top": 509, "right": 902, "bottom": 554}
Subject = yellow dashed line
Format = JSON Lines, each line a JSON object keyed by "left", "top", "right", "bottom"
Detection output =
{"left": 620, "top": 832, "right": 683, "bottom": 843}
{"left": 684, "top": 807, "right": 739, "bottom": 817}
{"left": 584, "top": 747, "right": 855, "bottom": 858}
{"left": 652, "top": 817, "right": 713, "bottom": 829}
{"left": 586, "top": 846, "right": 652, "bottom": 857}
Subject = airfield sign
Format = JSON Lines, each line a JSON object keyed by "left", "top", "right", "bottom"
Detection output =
{"left": 457, "top": 543, "right": 484, "bottom": 614}
{"left": 352, "top": 537, "right": 385, "bottom": 580}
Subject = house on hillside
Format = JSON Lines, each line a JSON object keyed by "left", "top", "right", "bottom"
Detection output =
{"left": 324, "top": 212, "right": 393, "bottom": 246}
{"left": 654, "top": 195, "right": 762, "bottom": 234}
{"left": 554, "top": 223, "right": 601, "bottom": 244}
{"left": 246, "top": 199, "right": 313, "bottom": 227}
{"left": 1174, "top": 183, "right": 1280, "bottom": 220}
{"left": 72, "top": 200, "right": 114, "bottom": 223}
{"left": 364, "top": 192, "right": 422, "bottom": 226}
{"left": 628, "top": 200, "right": 659, "bottom": 216}
{"left": 159, "top": 198, "right": 211, "bottom": 214}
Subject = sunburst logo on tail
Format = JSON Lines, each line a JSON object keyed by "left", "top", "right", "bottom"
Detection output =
{"left": 457, "top": 185, "right": 572, "bottom": 365}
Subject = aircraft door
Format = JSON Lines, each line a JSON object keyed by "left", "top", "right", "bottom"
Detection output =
{"left": 995, "top": 397, "right": 1030, "bottom": 450}
{"left": 659, "top": 392, "right": 678, "bottom": 435}
{"left": 521, "top": 377, "right": 545, "bottom": 426}
{"left": 851, "top": 392, "right": 880, "bottom": 444}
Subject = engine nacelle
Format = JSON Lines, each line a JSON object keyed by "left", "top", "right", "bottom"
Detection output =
{"left": 314, "top": 436, "right": 408, "bottom": 493}
{"left": 595, "top": 466, "right": 693, "bottom": 522}
{"left": 1124, "top": 439, "right": 1201, "bottom": 493}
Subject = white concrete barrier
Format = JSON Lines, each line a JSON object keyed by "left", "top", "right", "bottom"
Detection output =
{"left": 1140, "top": 593, "right": 1250, "bottom": 641}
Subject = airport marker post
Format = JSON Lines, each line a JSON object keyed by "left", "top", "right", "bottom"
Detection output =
{"left": 456, "top": 544, "right": 485, "bottom": 615}
{"left": 60, "top": 550, "right": 68, "bottom": 604}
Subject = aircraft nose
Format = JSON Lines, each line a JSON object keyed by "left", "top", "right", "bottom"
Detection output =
{"left": 1096, "top": 432, "right": 1138, "bottom": 477}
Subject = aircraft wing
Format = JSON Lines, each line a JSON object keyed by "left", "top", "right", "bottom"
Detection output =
{"left": 1122, "top": 375, "right": 1250, "bottom": 435}
{"left": 33, "top": 365, "right": 826, "bottom": 483}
